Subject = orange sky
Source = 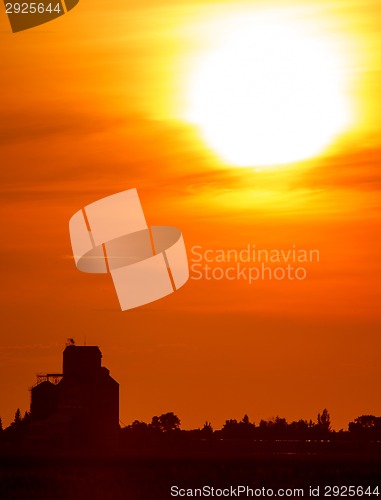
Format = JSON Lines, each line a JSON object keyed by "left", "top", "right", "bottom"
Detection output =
{"left": 0, "top": 0, "right": 380, "bottom": 430}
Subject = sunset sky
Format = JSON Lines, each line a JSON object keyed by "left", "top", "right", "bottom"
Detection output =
{"left": 0, "top": 0, "right": 380, "bottom": 430}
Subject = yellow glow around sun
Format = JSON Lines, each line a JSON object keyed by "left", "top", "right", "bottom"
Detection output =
{"left": 185, "top": 10, "right": 354, "bottom": 168}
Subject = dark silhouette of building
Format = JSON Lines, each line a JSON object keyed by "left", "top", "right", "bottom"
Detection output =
{"left": 29, "top": 342, "right": 119, "bottom": 449}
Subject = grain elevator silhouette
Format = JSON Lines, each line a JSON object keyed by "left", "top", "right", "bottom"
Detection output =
{"left": 29, "top": 340, "right": 119, "bottom": 449}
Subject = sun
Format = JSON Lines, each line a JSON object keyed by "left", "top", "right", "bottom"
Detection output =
{"left": 185, "top": 11, "right": 353, "bottom": 168}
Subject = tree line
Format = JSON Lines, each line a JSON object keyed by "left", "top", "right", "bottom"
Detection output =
{"left": 1, "top": 408, "right": 381, "bottom": 444}
{"left": 121, "top": 409, "right": 381, "bottom": 441}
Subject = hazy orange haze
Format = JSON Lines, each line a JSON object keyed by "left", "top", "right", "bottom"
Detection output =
{"left": 0, "top": 0, "right": 380, "bottom": 430}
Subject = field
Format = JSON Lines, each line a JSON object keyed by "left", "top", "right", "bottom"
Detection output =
{"left": 0, "top": 447, "right": 380, "bottom": 500}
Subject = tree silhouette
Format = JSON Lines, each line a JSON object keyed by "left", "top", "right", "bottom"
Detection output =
{"left": 149, "top": 413, "right": 181, "bottom": 432}
{"left": 14, "top": 408, "right": 22, "bottom": 425}
{"left": 23, "top": 411, "right": 31, "bottom": 425}
{"left": 274, "top": 417, "right": 287, "bottom": 431}
{"left": 317, "top": 409, "right": 331, "bottom": 432}
{"left": 129, "top": 420, "right": 149, "bottom": 432}
{"left": 220, "top": 416, "right": 256, "bottom": 439}
{"left": 289, "top": 419, "right": 309, "bottom": 439}
{"left": 158, "top": 412, "right": 181, "bottom": 432}
{"left": 201, "top": 421, "right": 213, "bottom": 437}
{"left": 348, "top": 415, "right": 381, "bottom": 440}
{"left": 150, "top": 416, "right": 161, "bottom": 431}
{"left": 242, "top": 414, "right": 250, "bottom": 425}
{"left": 349, "top": 415, "right": 380, "bottom": 430}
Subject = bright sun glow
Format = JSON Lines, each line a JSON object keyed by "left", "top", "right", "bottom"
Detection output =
{"left": 186, "top": 11, "right": 353, "bottom": 168}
